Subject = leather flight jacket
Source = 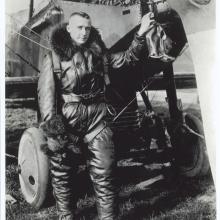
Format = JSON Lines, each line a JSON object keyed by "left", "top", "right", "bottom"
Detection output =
{"left": 38, "top": 23, "right": 146, "bottom": 141}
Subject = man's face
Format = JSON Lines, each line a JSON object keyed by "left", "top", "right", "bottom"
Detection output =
{"left": 67, "top": 15, "right": 91, "bottom": 46}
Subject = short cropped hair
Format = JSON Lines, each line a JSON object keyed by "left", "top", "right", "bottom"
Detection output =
{"left": 69, "top": 12, "right": 90, "bottom": 20}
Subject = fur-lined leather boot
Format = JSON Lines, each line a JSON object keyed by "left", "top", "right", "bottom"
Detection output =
{"left": 49, "top": 151, "right": 77, "bottom": 220}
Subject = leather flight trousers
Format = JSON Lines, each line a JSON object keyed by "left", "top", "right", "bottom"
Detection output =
{"left": 88, "top": 127, "right": 118, "bottom": 220}
{"left": 49, "top": 126, "right": 118, "bottom": 220}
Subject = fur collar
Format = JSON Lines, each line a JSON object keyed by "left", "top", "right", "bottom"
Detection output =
{"left": 50, "top": 23, "right": 107, "bottom": 61}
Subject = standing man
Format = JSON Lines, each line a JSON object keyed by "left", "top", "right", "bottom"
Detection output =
{"left": 38, "top": 11, "right": 154, "bottom": 220}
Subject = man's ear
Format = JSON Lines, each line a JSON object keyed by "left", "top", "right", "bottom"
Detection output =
{"left": 66, "top": 24, "right": 70, "bottom": 33}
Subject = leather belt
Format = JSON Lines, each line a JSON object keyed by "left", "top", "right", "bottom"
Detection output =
{"left": 62, "top": 92, "right": 104, "bottom": 104}
{"left": 62, "top": 94, "right": 82, "bottom": 103}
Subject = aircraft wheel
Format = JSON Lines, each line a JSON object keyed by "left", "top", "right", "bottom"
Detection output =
{"left": 18, "top": 127, "right": 50, "bottom": 209}
{"left": 172, "top": 113, "right": 210, "bottom": 178}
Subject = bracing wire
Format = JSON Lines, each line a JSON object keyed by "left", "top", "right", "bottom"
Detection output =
{"left": 8, "top": 29, "right": 52, "bottom": 51}
{"left": 5, "top": 44, "right": 40, "bottom": 73}
{"left": 6, "top": 13, "right": 49, "bottom": 43}
{"left": 92, "top": 78, "right": 157, "bottom": 139}
{"left": 113, "top": 78, "right": 156, "bottom": 122}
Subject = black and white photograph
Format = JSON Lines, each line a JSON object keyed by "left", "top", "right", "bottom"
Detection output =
{"left": 4, "top": 0, "right": 216, "bottom": 219}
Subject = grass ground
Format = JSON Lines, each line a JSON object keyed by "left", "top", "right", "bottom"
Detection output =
{"left": 5, "top": 101, "right": 216, "bottom": 220}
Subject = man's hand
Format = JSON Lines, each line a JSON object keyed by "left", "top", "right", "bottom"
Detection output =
{"left": 137, "top": 12, "right": 155, "bottom": 36}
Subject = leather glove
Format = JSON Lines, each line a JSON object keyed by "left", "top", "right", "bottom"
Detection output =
{"left": 40, "top": 115, "right": 68, "bottom": 155}
{"left": 40, "top": 115, "right": 80, "bottom": 156}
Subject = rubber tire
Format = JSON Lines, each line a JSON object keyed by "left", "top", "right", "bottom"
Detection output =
{"left": 18, "top": 127, "right": 50, "bottom": 209}
{"left": 172, "top": 113, "right": 209, "bottom": 178}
